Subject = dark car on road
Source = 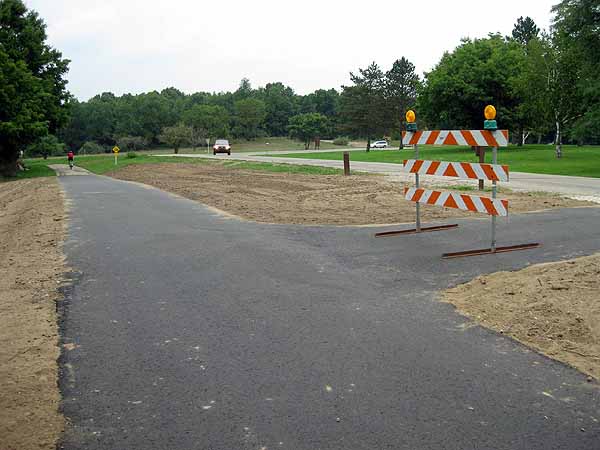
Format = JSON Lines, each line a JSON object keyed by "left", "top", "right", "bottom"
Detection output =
{"left": 213, "top": 139, "right": 231, "bottom": 155}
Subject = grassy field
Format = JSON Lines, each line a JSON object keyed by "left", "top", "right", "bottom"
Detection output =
{"left": 149, "top": 137, "right": 342, "bottom": 154}
{"left": 274, "top": 144, "right": 600, "bottom": 178}
{"left": 3, "top": 153, "right": 345, "bottom": 182}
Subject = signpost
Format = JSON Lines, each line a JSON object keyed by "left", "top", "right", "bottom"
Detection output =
{"left": 205, "top": 138, "right": 210, "bottom": 154}
{"left": 112, "top": 145, "right": 120, "bottom": 165}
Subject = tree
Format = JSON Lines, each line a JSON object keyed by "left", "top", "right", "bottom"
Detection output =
{"left": 232, "top": 98, "right": 266, "bottom": 139}
{"left": 25, "top": 135, "right": 65, "bottom": 159}
{"left": 385, "top": 57, "right": 420, "bottom": 148}
{"left": 116, "top": 136, "right": 148, "bottom": 152}
{"left": 552, "top": 0, "right": 600, "bottom": 145}
{"left": 182, "top": 104, "right": 230, "bottom": 148}
{"left": 418, "top": 35, "right": 526, "bottom": 131}
{"left": 159, "top": 124, "right": 192, "bottom": 154}
{"left": 339, "top": 62, "right": 389, "bottom": 151}
{"left": 258, "top": 82, "right": 297, "bottom": 136}
{"left": 512, "top": 16, "right": 540, "bottom": 45}
{"left": 0, "top": 0, "right": 70, "bottom": 176}
{"left": 288, "top": 113, "right": 329, "bottom": 149}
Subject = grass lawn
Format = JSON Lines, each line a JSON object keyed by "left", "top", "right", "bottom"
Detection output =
{"left": 149, "top": 137, "right": 342, "bottom": 155}
{"left": 274, "top": 144, "right": 600, "bottom": 178}
{"left": 3, "top": 153, "right": 345, "bottom": 181}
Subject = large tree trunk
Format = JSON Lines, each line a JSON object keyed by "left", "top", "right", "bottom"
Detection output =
{"left": 399, "top": 122, "right": 404, "bottom": 150}
{"left": 0, "top": 147, "right": 19, "bottom": 178}
{"left": 366, "top": 136, "right": 370, "bottom": 153}
{"left": 555, "top": 120, "right": 562, "bottom": 159}
{"left": 517, "top": 126, "right": 523, "bottom": 147}
{"left": 174, "top": 146, "right": 179, "bottom": 155}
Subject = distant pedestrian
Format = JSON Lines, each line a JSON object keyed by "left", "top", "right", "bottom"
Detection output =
{"left": 315, "top": 137, "right": 321, "bottom": 150}
{"left": 67, "top": 150, "right": 75, "bottom": 169}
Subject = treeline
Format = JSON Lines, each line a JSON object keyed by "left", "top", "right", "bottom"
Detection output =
{"left": 57, "top": 81, "right": 341, "bottom": 153}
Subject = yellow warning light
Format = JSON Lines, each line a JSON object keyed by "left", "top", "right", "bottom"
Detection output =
{"left": 484, "top": 105, "right": 497, "bottom": 120}
{"left": 406, "top": 110, "right": 416, "bottom": 123}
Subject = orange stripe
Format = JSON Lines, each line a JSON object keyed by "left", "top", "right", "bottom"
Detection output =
{"left": 502, "top": 200, "right": 509, "bottom": 212}
{"left": 502, "top": 130, "right": 509, "bottom": 141}
{"left": 425, "top": 130, "right": 440, "bottom": 145}
{"left": 443, "top": 132, "right": 459, "bottom": 146}
{"left": 412, "top": 160, "right": 424, "bottom": 173}
{"left": 481, "top": 164, "right": 498, "bottom": 181}
{"left": 461, "top": 194, "right": 477, "bottom": 212}
{"left": 461, "top": 162, "right": 478, "bottom": 179}
{"left": 412, "top": 188, "right": 426, "bottom": 202}
{"left": 502, "top": 165, "right": 509, "bottom": 177}
{"left": 460, "top": 130, "right": 478, "bottom": 147}
{"left": 480, "top": 197, "right": 498, "bottom": 215}
{"left": 482, "top": 130, "right": 497, "bottom": 147}
{"left": 410, "top": 131, "right": 422, "bottom": 145}
{"left": 444, "top": 193, "right": 459, "bottom": 210}
{"left": 444, "top": 163, "right": 459, "bottom": 178}
{"left": 428, "top": 190, "right": 442, "bottom": 204}
{"left": 426, "top": 161, "right": 441, "bottom": 175}
{"left": 403, "top": 159, "right": 408, "bottom": 167}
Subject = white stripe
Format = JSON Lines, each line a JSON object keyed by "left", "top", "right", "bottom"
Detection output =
{"left": 419, "top": 189, "right": 434, "bottom": 203}
{"left": 493, "top": 199, "right": 508, "bottom": 216}
{"left": 436, "top": 161, "right": 449, "bottom": 176}
{"left": 419, "top": 160, "right": 432, "bottom": 174}
{"left": 453, "top": 163, "right": 469, "bottom": 179}
{"left": 405, "top": 187, "right": 417, "bottom": 200}
{"left": 418, "top": 131, "right": 431, "bottom": 145}
{"left": 471, "top": 195, "right": 486, "bottom": 214}
{"left": 492, "top": 131, "right": 508, "bottom": 147}
{"left": 471, "top": 163, "right": 487, "bottom": 180}
{"left": 451, "top": 130, "right": 468, "bottom": 146}
{"left": 436, "top": 191, "right": 450, "bottom": 207}
{"left": 436, "top": 131, "right": 449, "bottom": 145}
{"left": 471, "top": 130, "right": 488, "bottom": 146}
{"left": 404, "top": 159, "right": 415, "bottom": 171}
{"left": 402, "top": 132, "right": 414, "bottom": 146}
{"left": 452, "top": 193, "right": 468, "bottom": 211}
{"left": 492, "top": 165, "right": 509, "bottom": 182}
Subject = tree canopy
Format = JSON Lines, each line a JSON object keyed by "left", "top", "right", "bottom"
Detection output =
{"left": 0, "top": 0, "right": 70, "bottom": 176}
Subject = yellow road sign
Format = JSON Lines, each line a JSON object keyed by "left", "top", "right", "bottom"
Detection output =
{"left": 113, "top": 146, "right": 120, "bottom": 154}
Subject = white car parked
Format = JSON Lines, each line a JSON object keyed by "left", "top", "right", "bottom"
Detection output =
{"left": 371, "top": 140, "right": 388, "bottom": 149}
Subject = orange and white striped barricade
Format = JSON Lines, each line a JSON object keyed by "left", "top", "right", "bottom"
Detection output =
{"left": 375, "top": 108, "right": 539, "bottom": 258}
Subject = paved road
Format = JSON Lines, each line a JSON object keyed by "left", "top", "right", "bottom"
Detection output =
{"left": 169, "top": 153, "right": 600, "bottom": 203}
{"left": 58, "top": 174, "right": 600, "bottom": 450}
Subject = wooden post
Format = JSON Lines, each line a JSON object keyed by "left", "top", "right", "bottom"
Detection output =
{"left": 343, "top": 152, "right": 350, "bottom": 176}
{"left": 474, "top": 146, "right": 485, "bottom": 190}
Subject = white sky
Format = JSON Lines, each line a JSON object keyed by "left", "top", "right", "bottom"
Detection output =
{"left": 26, "top": 0, "right": 556, "bottom": 101}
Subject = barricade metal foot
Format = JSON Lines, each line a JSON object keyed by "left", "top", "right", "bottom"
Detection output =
{"left": 442, "top": 242, "right": 540, "bottom": 259}
{"left": 375, "top": 224, "right": 458, "bottom": 237}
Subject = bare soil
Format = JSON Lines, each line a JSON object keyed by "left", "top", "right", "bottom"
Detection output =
{"left": 444, "top": 254, "right": 600, "bottom": 380}
{"left": 110, "top": 163, "right": 593, "bottom": 225}
{"left": 0, "top": 178, "right": 66, "bottom": 450}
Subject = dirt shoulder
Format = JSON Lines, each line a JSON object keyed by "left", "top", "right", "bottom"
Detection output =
{"left": 109, "top": 163, "right": 594, "bottom": 225}
{"left": 443, "top": 254, "right": 600, "bottom": 380}
{"left": 0, "top": 178, "right": 66, "bottom": 450}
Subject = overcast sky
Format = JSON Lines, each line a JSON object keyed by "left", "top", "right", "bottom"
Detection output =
{"left": 26, "top": 0, "right": 556, "bottom": 101}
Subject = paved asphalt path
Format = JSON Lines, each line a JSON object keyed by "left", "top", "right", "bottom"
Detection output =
{"left": 168, "top": 153, "right": 600, "bottom": 202}
{"left": 58, "top": 174, "right": 600, "bottom": 450}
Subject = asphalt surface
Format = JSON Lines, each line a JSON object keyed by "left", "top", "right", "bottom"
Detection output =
{"left": 58, "top": 174, "right": 600, "bottom": 450}
{"left": 169, "top": 152, "right": 600, "bottom": 202}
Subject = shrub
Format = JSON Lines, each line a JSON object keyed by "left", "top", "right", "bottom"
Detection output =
{"left": 79, "top": 141, "right": 106, "bottom": 154}
{"left": 126, "top": 152, "right": 138, "bottom": 159}
{"left": 333, "top": 137, "right": 349, "bottom": 146}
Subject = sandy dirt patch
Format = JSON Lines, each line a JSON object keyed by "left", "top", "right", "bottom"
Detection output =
{"left": 109, "top": 163, "right": 593, "bottom": 225}
{"left": 444, "top": 254, "right": 600, "bottom": 380}
{"left": 0, "top": 178, "right": 66, "bottom": 450}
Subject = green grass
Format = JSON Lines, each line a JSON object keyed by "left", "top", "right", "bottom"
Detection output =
{"left": 274, "top": 144, "right": 600, "bottom": 178}
{"left": 149, "top": 137, "right": 341, "bottom": 155}
{"left": 3, "top": 152, "right": 345, "bottom": 182}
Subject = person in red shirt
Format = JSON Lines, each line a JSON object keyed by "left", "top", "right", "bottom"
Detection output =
{"left": 67, "top": 150, "right": 74, "bottom": 169}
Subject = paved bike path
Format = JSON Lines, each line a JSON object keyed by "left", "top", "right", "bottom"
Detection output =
{"left": 58, "top": 174, "right": 600, "bottom": 450}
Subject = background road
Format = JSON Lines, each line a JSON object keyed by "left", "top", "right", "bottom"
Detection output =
{"left": 58, "top": 174, "right": 600, "bottom": 450}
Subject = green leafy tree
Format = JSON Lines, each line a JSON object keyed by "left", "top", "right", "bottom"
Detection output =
{"left": 511, "top": 16, "right": 540, "bottom": 45}
{"left": 552, "top": 0, "right": 600, "bottom": 145}
{"left": 233, "top": 98, "right": 267, "bottom": 139}
{"left": 385, "top": 57, "right": 421, "bottom": 148}
{"left": 0, "top": 0, "right": 70, "bottom": 176}
{"left": 159, "top": 124, "right": 192, "bottom": 154}
{"left": 182, "top": 104, "right": 230, "bottom": 148}
{"left": 258, "top": 82, "right": 298, "bottom": 136}
{"left": 339, "top": 62, "right": 389, "bottom": 151}
{"left": 418, "top": 35, "right": 526, "bottom": 132}
{"left": 288, "top": 113, "right": 329, "bottom": 149}
{"left": 116, "top": 136, "right": 148, "bottom": 151}
{"left": 25, "top": 135, "right": 65, "bottom": 158}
